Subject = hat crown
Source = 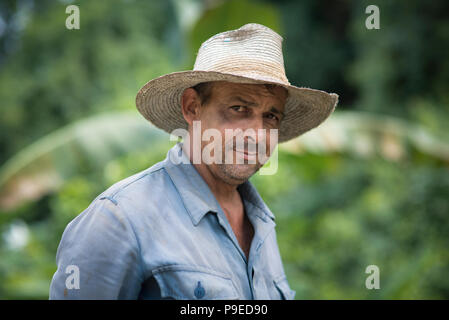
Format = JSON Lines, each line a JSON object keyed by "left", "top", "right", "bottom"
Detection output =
{"left": 193, "top": 23, "right": 289, "bottom": 85}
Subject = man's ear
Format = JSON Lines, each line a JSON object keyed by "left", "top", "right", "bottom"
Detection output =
{"left": 181, "top": 88, "right": 202, "bottom": 126}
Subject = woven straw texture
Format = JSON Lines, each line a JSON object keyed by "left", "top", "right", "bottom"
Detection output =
{"left": 136, "top": 23, "right": 339, "bottom": 143}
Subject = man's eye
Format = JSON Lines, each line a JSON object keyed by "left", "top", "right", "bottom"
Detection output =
{"left": 266, "top": 113, "right": 279, "bottom": 121}
{"left": 230, "top": 105, "right": 247, "bottom": 112}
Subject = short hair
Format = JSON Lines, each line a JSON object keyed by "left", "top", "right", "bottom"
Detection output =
{"left": 191, "top": 82, "right": 214, "bottom": 106}
{"left": 191, "top": 82, "right": 288, "bottom": 106}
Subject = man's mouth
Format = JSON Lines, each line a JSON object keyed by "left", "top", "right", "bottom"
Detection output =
{"left": 233, "top": 147, "right": 258, "bottom": 161}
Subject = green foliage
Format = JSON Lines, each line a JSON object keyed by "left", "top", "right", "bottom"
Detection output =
{"left": 253, "top": 152, "right": 449, "bottom": 299}
{"left": 0, "top": 0, "right": 176, "bottom": 163}
{"left": 0, "top": 111, "right": 170, "bottom": 210}
{"left": 0, "top": 0, "right": 448, "bottom": 299}
{"left": 273, "top": 0, "right": 449, "bottom": 135}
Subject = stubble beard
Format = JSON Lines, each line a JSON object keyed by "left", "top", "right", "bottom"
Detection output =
{"left": 214, "top": 160, "right": 262, "bottom": 185}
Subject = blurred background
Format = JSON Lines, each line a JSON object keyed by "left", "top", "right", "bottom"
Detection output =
{"left": 0, "top": 0, "right": 448, "bottom": 299}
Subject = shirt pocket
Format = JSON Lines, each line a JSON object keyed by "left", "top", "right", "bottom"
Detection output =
{"left": 152, "top": 265, "right": 239, "bottom": 300}
{"left": 273, "top": 274, "right": 296, "bottom": 300}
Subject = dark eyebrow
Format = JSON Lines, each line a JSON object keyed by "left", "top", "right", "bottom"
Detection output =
{"left": 229, "top": 96, "right": 257, "bottom": 106}
{"left": 229, "top": 96, "right": 285, "bottom": 118}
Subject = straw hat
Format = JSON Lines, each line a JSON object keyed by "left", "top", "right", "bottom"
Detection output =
{"left": 136, "top": 23, "right": 338, "bottom": 143}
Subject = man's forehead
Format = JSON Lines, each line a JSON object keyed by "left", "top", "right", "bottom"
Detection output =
{"left": 212, "top": 81, "right": 288, "bottom": 102}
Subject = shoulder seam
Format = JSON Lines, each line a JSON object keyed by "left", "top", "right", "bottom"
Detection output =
{"left": 109, "top": 166, "right": 166, "bottom": 200}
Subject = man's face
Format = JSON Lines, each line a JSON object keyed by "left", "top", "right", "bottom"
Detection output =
{"left": 186, "top": 81, "right": 287, "bottom": 185}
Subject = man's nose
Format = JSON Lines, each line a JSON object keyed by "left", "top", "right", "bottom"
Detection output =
{"left": 242, "top": 117, "right": 265, "bottom": 142}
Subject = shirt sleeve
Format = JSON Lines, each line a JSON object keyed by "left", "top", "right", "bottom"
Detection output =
{"left": 49, "top": 196, "right": 143, "bottom": 299}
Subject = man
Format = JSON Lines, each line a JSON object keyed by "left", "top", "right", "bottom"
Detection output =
{"left": 49, "top": 23, "right": 338, "bottom": 299}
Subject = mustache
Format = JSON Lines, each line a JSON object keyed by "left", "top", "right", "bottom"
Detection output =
{"left": 225, "top": 139, "right": 266, "bottom": 153}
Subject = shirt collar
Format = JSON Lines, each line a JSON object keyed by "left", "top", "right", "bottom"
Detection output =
{"left": 163, "top": 142, "right": 275, "bottom": 226}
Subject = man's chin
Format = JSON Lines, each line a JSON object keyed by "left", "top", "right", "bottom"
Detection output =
{"left": 217, "top": 163, "right": 261, "bottom": 184}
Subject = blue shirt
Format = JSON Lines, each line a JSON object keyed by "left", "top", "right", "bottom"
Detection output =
{"left": 49, "top": 142, "right": 295, "bottom": 300}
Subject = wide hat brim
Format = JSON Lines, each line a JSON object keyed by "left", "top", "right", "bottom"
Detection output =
{"left": 136, "top": 70, "right": 338, "bottom": 143}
